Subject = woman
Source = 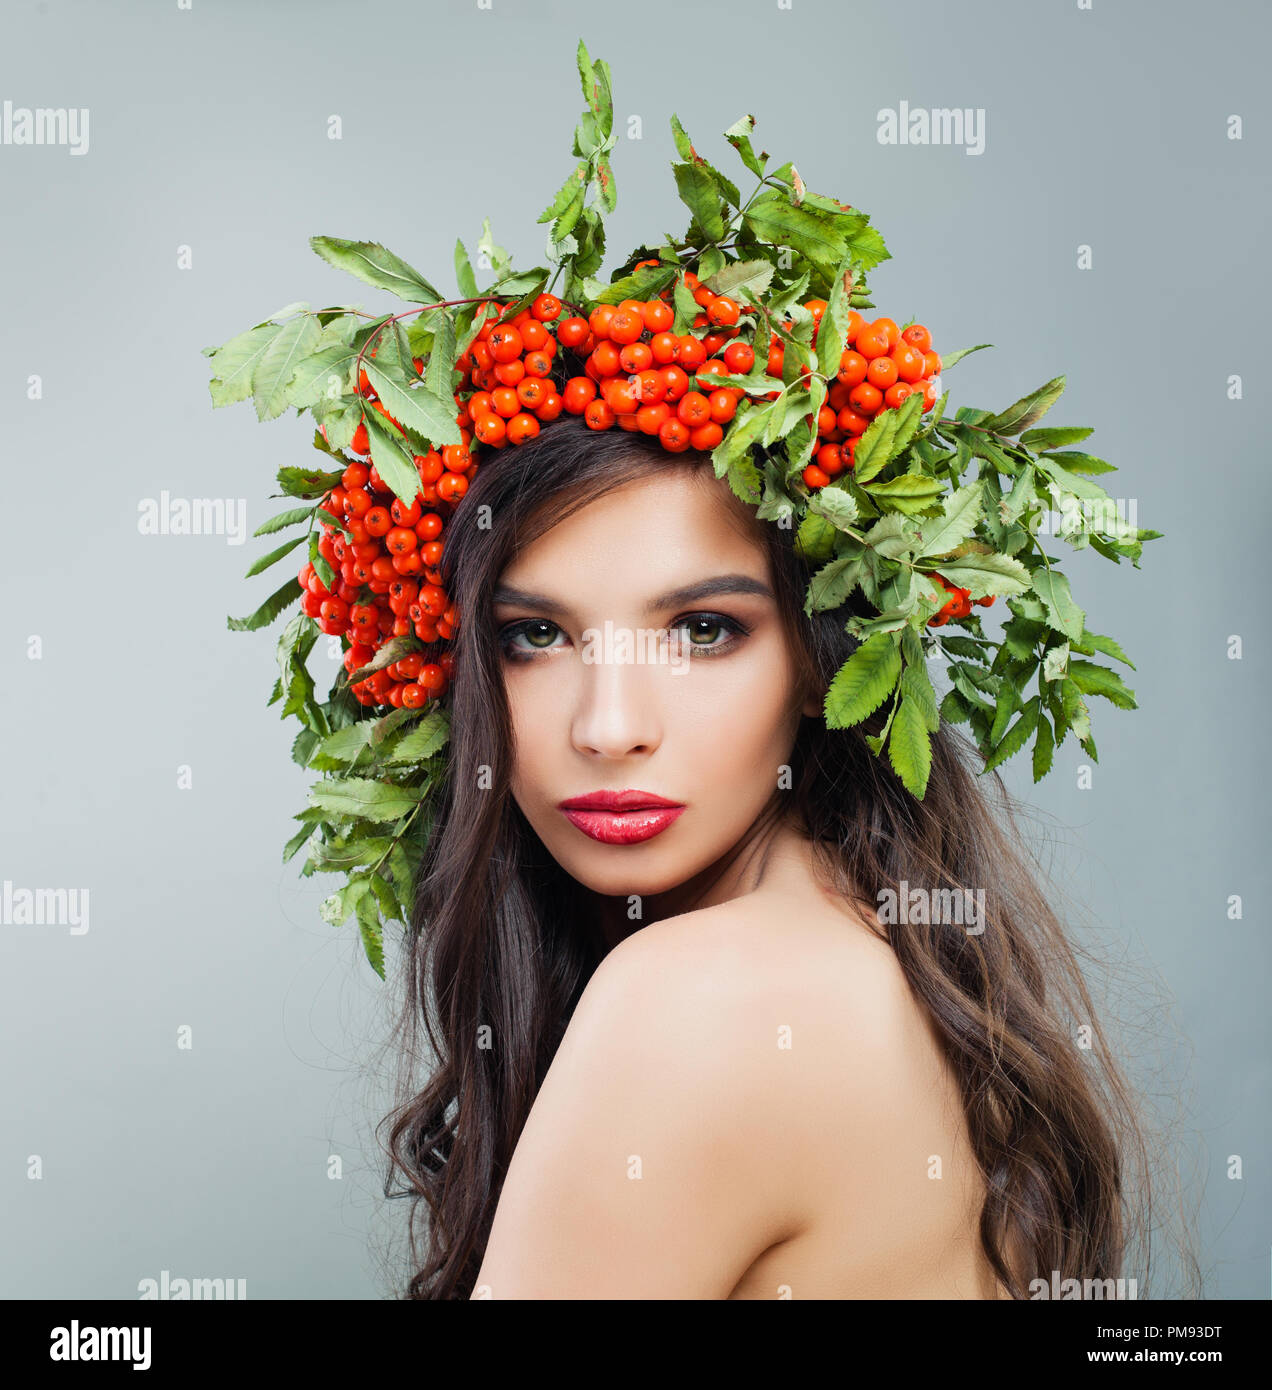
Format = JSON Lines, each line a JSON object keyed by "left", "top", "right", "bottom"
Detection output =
{"left": 381, "top": 411, "right": 1159, "bottom": 1300}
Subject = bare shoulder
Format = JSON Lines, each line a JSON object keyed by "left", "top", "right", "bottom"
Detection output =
{"left": 472, "top": 888, "right": 956, "bottom": 1298}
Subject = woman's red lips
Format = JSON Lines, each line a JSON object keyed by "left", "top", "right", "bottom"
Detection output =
{"left": 558, "top": 789, "right": 685, "bottom": 845}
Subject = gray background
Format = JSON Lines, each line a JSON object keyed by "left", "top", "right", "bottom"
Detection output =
{"left": 1, "top": 0, "right": 1266, "bottom": 1298}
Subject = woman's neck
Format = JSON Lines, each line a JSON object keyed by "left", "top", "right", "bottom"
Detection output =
{"left": 591, "top": 810, "right": 812, "bottom": 954}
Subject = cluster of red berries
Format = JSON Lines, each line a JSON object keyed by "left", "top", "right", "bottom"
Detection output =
{"left": 301, "top": 351, "right": 474, "bottom": 709}
{"left": 795, "top": 305, "right": 943, "bottom": 491}
{"left": 453, "top": 271, "right": 943, "bottom": 496}
{"left": 928, "top": 572, "right": 995, "bottom": 628}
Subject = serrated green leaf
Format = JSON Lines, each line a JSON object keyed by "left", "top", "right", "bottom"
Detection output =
{"left": 900, "top": 662, "right": 940, "bottom": 733}
{"left": 850, "top": 392, "right": 925, "bottom": 484}
{"left": 984, "top": 695, "right": 1040, "bottom": 772}
{"left": 227, "top": 576, "right": 303, "bottom": 633}
{"left": 253, "top": 505, "right": 315, "bottom": 537}
{"left": 207, "top": 323, "right": 283, "bottom": 408}
{"left": 1032, "top": 568, "right": 1085, "bottom": 641}
{"left": 309, "top": 777, "right": 423, "bottom": 823}
{"left": 982, "top": 376, "right": 1066, "bottom": 436}
{"left": 824, "top": 630, "right": 902, "bottom": 728}
{"left": 353, "top": 885, "right": 386, "bottom": 979}
{"left": 310, "top": 236, "right": 444, "bottom": 304}
{"left": 244, "top": 532, "right": 306, "bottom": 578}
{"left": 937, "top": 551, "right": 1032, "bottom": 599}
{"left": 285, "top": 343, "right": 359, "bottom": 409}
{"left": 1020, "top": 426, "right": 1093, "bottom": 451}
{"left": 888, "top": 692, "right": 932, "bottom": 798}
{"left": 276, "top": 465, "right": 344, "bottom": 500}
{"left": 1032, "top": 711, "right": 1055, "bottom": 781}
{"left": 673, "top": 162, "right": 727, "bottom": 241}
{"left": 724, "top": 113, "right": 765, "bottom": 177}
{"left": 384, "top": 709, "right": 451, "bottom": 764}
{"left": 914, "top": 482, "right": 983, "bottom": 557}
{"left": 361, "top": 409, "right": 427, "bottom": 508}
{"left": 1072, "top": 629, "right": 1135, "bottom": 669}
{"left": 253, "top": 314, "right": 322, "bottom": 421}
{"left": 807, "top": 483, "right": 858, "bottom": 531}
{"left": 1068, "top": 661, "right": 1137, "bottom": 709}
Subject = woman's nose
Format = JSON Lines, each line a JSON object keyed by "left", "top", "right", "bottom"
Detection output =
{"left": 569, "top": 636, "right": 665, "bottom": 758}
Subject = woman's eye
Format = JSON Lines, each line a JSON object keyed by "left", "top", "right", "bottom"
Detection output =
{"left": 498, "top": 612, "right": 749, "bottom": 661}
{"left": 672, "top": 613, "right": 746, "bottom": 654}
{"left": 499, "top": 619, "right": 565, "bottom": 658}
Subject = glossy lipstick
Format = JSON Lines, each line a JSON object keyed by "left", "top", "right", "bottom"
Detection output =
{"left": 558, "top": 788, "right": 685, "bottom": 845}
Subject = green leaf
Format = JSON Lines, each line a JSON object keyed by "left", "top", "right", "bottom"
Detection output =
{"left": 361, "top": 409, "right": 427, "bottom": 508}
{"left": 673, "top": 162, "right": 727, "bottom": 241}
{"left": 314, "top": 721, "right": 375, "bottom": 765}
{"left": 253, "top": 314, "right": 322, "bottom": 421}
{"left": 824, "top": 631, "right": 902, "bottom": 728}
{"left": 914, "top": 482, "right": 983, "bottom": 557}
{"left": 724, "top": 113, "right": 765, "bottom": 177}
{"left": 244, "top": 532, "right": 306, "bottom": 578}
{"left": 935, "top": 343, "right": 992, "bottom": 371}
{"left": 591, "top": 262, "right": 678, "bottom": 306}
{"left": 850, "top": 392, "right": 924, "bottom": 484}
{"left": 207, "top": 323, "right": 283, "bottom": 408}
{"left": 353, "top": 884, "right": 387, "bottom": 980}
{"left": 227, "top": 576, "right": 303, "bottom": 632}
{"left": 363, "top": 322, "right": 462, "bottom": 451}
{"left": 383, "top": 709, "right": 451, "bottom": 764}
{"left": 1033, "top": 453, "right": 1114, "bottom": 504}
{"left": 284, "top": 343, "right": 359, "bottom": 409}
{"left": 807, "top": 550, "right": 868, "bottom": 613}
{"left": 863, "top": 473, "right": 945, "bottom": 512}
{"left": 309, "top": 777, "right": 423, "bottom": 823}
{"left": 454, "top": 238, "right": 478, "bottom": 298}
{"left": 282, "top": 822, "right": 314, "bottom": 864}
{"left": 863, "top": 513, "right": 920, "bottom": 559}
{"left": 1068, "top": 661, "right": 1137, "bottom": 709}
{"left": 700, "top": 258, "right": 773, "bottom": 301}
{"left": 253, "top": 505, "right": 315, "bottom": 537}
{"left": 1040, "top": 450, "right": 1117, "bottom": 476}
{"left": 981, "top": 376, "right": 1066, "bottom": 436}
{"left": 984, "top": 695, "right": 1041, "bottom": 773}
{"left": 937, "top": 551, "right": 1032, "bottom": 599}
{"left": 1020, "top": 426, "right": 1093, "bottom": 451}
{"left": 743, "top": 190, "right": 847, "bottom": 279}
{"left": 276, "top": 464, "right": 344, "bottom": 500}
{"left": 538, "top": 161, "right": 588, "bottom": 224}
{"left": 888, "top": 692, "right": 932, "bottom": 798}
{"left": 807, "top": 483, "right": 858, "bottom": 531}
{"left": 309, "top": 236, "right": 444, "bottom": 304}
{"left": 1032, "top": 711, "right": 1055, "bottom": 782}
{"left": 347, "top": 634, "right": 422, "bottom": 683}
{"left": 1072, "top": 629, "right": 1135, "bottom": 669}
{"left": 900, "top": 662, "right": 940, "bottom": 733}
{"left": 940, "top": 688, "right": 973, "bottom": 725}
{"left": 1032, "top": 568, "right": 1085, "bottom": 641}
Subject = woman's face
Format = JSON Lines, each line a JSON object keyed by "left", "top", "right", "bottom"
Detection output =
{"left": 491, "top": 466, "right": 821, "bottom": 899}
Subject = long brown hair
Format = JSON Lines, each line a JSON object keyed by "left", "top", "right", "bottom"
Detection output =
{"left": 377, "top": 411, "right": 1197, "bottom": 1299}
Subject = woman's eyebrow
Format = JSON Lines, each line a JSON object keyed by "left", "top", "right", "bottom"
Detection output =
{"left": 491, "top": 574, "right": 774, "bottom": 618}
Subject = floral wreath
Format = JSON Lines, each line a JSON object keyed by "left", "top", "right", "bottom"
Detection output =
{"left": 204, "top": 40, "right": 1159, "bottom": 977}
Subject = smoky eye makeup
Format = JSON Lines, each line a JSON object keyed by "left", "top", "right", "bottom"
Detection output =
{"left": 496, "top": 611, "right": 753, "bottom": 662}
